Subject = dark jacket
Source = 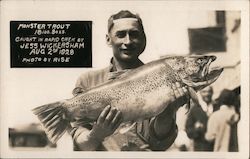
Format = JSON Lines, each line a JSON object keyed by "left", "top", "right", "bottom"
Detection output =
{"left": 185, "top": 103, "right": 213, "bottom": 151}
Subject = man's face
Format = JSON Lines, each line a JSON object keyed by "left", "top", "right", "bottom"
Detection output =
{"left": 200, "top": 87, "right": 213, "bottom": 104}
{"left": 107, "top": 18, "right": 146, "bottom": 62}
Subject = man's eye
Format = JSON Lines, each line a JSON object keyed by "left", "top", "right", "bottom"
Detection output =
{"left": 116, "top": 32, "right": 126, "bottom": 38}
{"left": 129, "top": 31, "right": 140, "bottom": 38}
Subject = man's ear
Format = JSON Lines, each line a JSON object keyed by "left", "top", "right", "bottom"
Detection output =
{"left": 106, "top": 34, "right": 112, "bottom": 47}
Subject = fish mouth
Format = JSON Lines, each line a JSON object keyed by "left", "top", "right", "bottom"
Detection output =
{"left": 202, "top": 56, "right": 223, "bottom": 81}
{"left": 197, "top": 56, "right": 223, "bottom": 90}
{"left": 183, "top": 56, "right": 223, "bottom": 91}
{"left": 201, "top": 56, "right": 215, "bottom": 78}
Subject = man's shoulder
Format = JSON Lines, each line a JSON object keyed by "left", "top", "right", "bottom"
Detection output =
{"left": 208, "top": 110, "right": 223, "bottom": 124}
{"left": 189, "top": 104, "right": 204, "bottom": 115}
{"left": 75, "top": 66, "right": 111, "bottom": 89}
{"left": 210, "top": 109, "right": 224, "bottom": 118}
{"left": 190, "top": 103, "right": 201, "bottom": 111}
{"left": 78, "top": 66, "right": 110, "bottom": 79}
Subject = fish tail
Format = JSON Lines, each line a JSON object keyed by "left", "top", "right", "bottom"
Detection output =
{"left": 32, "top": 101, "right": 69, "bottom": 144}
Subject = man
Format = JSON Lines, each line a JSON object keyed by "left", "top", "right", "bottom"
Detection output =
{"left": 205, "top": 89, "right": 240, "bottom": 151}
{"left": 69, "top": 10, "right": 189, "bottom": 151}
{"left": 185, "top": 86, "right": 214, "bottom": 151}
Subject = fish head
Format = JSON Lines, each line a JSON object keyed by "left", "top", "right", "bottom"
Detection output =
{"left": 163, "top": 55, "right": 223, "bottom": 91}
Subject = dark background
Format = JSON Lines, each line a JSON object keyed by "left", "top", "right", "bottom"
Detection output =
{"left": 10, "top": 21, "right": 92, "bottom": 67}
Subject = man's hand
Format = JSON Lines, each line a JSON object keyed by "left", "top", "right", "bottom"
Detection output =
{"left": 72, "top": 105, "right": 123, "bottom": 150}
{"left": 157, "top": 82, "right": 189, "bottom": 118}
{"left": 153, "top": 82, "right": 189, "bottom": 138}
{"left": 169, "top": 82, "right": 189, "bottom": 111}
{"left": 89, "top": 105, "right": 123, "bottom": 141}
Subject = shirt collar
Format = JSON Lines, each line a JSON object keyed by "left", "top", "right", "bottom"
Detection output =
{"left": 107, "top": 57, "right": 144, "bottom": 80}
{"left": 108, "top": 57, "right": 144, "bottom": 72}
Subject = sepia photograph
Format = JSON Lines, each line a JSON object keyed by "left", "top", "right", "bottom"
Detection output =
{"left": 0, "top": 0, "right": 249, "bottom": 158}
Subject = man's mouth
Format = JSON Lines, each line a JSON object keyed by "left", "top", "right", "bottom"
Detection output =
{"left": 120, "top": 48, "right": 135, "bottom": 55}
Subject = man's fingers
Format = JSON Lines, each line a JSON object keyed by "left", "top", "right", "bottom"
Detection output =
{"left": 112, "top": 112, "right": 123, "bottom": 130}
{"left": 110, "top": 111, "right": 122, "bottom": 129}
{"left": 171, "top": 82, "right": 190, "bottom": 108}
{"left": 172, "top": 82, "right": 180, "bottom": 98}
{"left": 176, "top": 82, "right": 181, "bottom": 88}
{"left": 97, "top": 105, "right": 111, "bottom": 124}
{"left": 183, "top": 86, "right": 190, "bottom": 100}
{"left": 103, "top": 107, "right": 117, "bottom": 126}
{"left": 173, "top": 82, "right": 189, "bottom": 98}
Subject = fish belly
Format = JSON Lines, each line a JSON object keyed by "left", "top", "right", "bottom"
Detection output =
{"left": 115, "top": 85, "right": 173, "bottom": 121}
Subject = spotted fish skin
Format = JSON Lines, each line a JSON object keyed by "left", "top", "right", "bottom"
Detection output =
{"left": 66, "top": 60, "right": 179, "bottom": 122}
{"left": 32, "top": 55, "right": 223, "bottom": 143}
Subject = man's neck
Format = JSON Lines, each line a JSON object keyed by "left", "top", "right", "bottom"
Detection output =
{"left": 112, "top": 57, "right": 142, "bottom": 71}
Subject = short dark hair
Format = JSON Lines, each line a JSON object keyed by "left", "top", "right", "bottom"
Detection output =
{"left": 107, "top": 10, "right": 144, "bottom": 32}
{"left": 217, "top": 89, "right": 236, "bottom": 106}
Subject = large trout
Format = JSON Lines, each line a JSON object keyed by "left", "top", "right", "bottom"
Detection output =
{"left": 32, "top": 55, "right": 223, "bottom": 143}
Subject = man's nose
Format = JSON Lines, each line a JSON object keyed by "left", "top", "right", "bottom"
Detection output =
{"left": 123, "top": 33, "right": 132, "bottom": 45}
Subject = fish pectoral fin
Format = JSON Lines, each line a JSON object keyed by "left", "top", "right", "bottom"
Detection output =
{"left": 182, "top": 77, "right": 219, "bottom": 91}
{"left": 118, "top": 122, "right": 136, "bottom": 134}
{"left": 32, "top": 101, "right": 69, "bottom": 144}
{"left": 182, "top": 78, "right": 196, "bottom": 87}
{"left": 187, "top": 87, "right": 199, "bottom": 107}
{"left": 181, "top": 79, "right": 199, "bottom": 107}
{"left": 185, "top": 100, "right": 191, "bottom": 114}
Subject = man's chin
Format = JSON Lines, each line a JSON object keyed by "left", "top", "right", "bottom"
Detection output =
{"left": 114, "top": 52, "right": 140, "bottom": 62}
{"left": 120, "top": 54, "right": 138, "bottom": 62}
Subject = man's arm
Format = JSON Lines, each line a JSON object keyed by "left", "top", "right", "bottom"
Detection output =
{"left": 148, "top": 82, "right": 189, "bottom": 150}
{"left": 205, "top": 113, "right": 220, "bottom": 142}
{"left": 185, "top": 110, "right": 198, "bottom": 139}
{"left": 70, "top": 105, "right": 122, "bottom": 151}
{"left": 147, "top": 113, "right": 178, "bottom": 150}
{"left": 70, "top": 72, "right": 123, "bottom": 151}
{"left": 185, "top": 105, "right": 205, "bottom": 140}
